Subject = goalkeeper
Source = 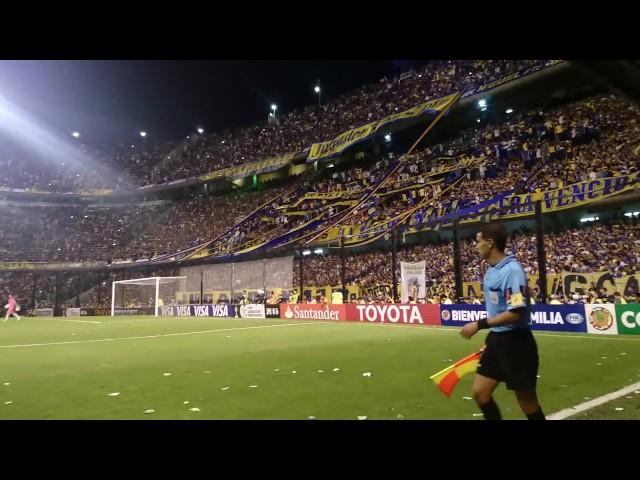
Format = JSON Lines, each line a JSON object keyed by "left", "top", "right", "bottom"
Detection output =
{"left": 4, "top": 295, "right": 21, "bottom": 322}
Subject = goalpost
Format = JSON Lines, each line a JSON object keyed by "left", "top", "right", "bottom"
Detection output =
{"left": 111, "top": 276, "right": 187, "bottom": 317}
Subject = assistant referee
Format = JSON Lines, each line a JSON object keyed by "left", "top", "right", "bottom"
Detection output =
{"left": 459, "top": 222, "right": 545, "bottom": 420}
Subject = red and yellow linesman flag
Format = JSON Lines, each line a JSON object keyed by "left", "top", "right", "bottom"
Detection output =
{"left": 430, "top": 347, "right": 486, "bottom": 397}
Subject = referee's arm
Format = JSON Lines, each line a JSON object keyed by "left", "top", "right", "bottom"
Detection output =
{"left": 481, "top": 307, "right": 525, "bottom": 328}
{"left": 460, "top": 308, "right": 526, "bottom": 338}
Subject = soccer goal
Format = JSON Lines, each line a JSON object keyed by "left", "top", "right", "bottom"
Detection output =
{"left": 111, "top": 276, "right": 187, "bottom": 317}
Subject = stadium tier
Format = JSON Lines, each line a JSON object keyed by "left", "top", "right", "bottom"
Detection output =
{"left": 1, "top": 60, "right": 639, "bottom": 311}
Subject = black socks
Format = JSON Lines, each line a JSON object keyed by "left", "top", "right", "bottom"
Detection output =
{"left": 526, "top": 407, "right": 546, "bottom": 420}
{"left": 479, "top": 398, "right": 502, "bottom": 420}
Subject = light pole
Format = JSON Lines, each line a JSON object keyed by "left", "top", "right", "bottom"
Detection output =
{"left": 314, "top": 85, "right": 321, "bottom": 108}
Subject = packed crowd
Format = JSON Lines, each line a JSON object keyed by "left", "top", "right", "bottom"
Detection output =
{"left": 208, "top": 156, "right": 395, "bottom": 254}
{"left": 1, "top": 92, "right": 638, "bottom": 270}
{"left": 0, "top": 202, "right": 168, "bottom": 262}
{"left": 152, "top": 60, "right": 547, "bottom": 183}
{"left": 296, "top": 217, "right": 640, "bottom": 303}
{"left": 402, "top": 94, "right": 640, "bottom": 227}
{"left": 0, "top": 137, "right": 174, "bottom": 193}
{"left": 118, "top": 187, "right": 280, "bottom": 260}
{"left": 3, "top": 215, "right": 637, "bottom": 311}
{"left": 0, "top": 60, "right": 549, "bottom": 193}
{"left": 219, "top": 94, "right": 640, "bottom": 251}
{"left": 3, "top": 66, "right": 640, "bottom": 309}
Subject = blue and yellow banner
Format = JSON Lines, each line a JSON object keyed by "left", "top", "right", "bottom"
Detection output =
{"left": 422, "top": 172, "right": 639, "bottom": 227}
{"left": 461, "top": 60, "right": 564, "bottom": 99}
{"left": 199, "top": 151, "right": 297, "bottom": 182}
{"left": 0, "top": 261, "right": 108, "bottom": 271}
{"left": 307, "top": 93, "right": 460, "bottom": 162}
{"left": 482, "top": 172, "right": 639, "bottom": 220}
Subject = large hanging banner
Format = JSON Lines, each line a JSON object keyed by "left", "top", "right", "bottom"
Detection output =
{"left": 400, "top": 261, "right": 426, "bottom": 303}
{"left": 561, "top": 272, "right": 640, "bottom": 297}
{"left": 199, "top": 152, "right": 297, "bottom": 182}
{"left": 461, "top": 60, "right": 563, "bottom": 99}
{"left": 307, "top": 93, "right": 460, "bottom": 162}
{"left": 423, "top": 172, "right": 639, "bottom": 228}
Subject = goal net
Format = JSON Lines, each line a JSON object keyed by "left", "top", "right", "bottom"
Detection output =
{"left": 111, "top": 276, "right": 187, "bottom": 316}
{"left": 178, "top": 255, "right": 294, "bottom": 304}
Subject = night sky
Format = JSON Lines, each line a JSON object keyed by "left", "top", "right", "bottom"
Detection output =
{"left": 0, "top": 60, "right": 425, "bottom": 151}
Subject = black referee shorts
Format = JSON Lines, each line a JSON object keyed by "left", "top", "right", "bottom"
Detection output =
{"left": 476, "top": 328, "right": 539, "bottom": 391}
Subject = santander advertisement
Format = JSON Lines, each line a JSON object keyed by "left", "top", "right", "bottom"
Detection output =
{"left": 279, "top": 304, "right": 347, "bottom": 321}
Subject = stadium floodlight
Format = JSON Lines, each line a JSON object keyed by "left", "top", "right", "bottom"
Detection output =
{"left": 72, "top": 131, "right": 80, "bottom": 138}
{"left": 271, "top": 104, "right": 277, "bottom": 112}
{"left": 314, "top": 86, "right": 320, "bottom": 94}
{"left": 477, "top": 99, "right": 487, "bottom": 108}
{"left": 579, "top": 216, "right": 599, "bottom": 223}
{"left": 197, "top": 127, "right": 204, "bottom": 134}
{"left": 111, "top": 276, "right": 187, "bottom": 317}
{"left": 506, "top": 108, "right": 514, "bottom": 114}
{"left": 384, "top": 133, "right": 392, "bottom": 142}
{"left": 624, "top": 212, "right": 640, "bottom": 217}
{"left": 139, "top": 131, "right": 147, "bottom": 138}
{"left": 313, "top": 248, "right": 324, "bottom": 255}
{"left": 477, "top": 118, "right": 481, "bottom": 123}
{"left": 302, "top": 249, "right": 312, "bottom": 256}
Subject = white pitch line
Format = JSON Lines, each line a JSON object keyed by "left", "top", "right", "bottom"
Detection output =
{"left": 26, "top": 316, "right": 640, "bottom": 342}
{"left": 0, "top": 322, "right": 318, "bottom": 349}
{"left": 548, "top": 381, "right": 640, "bottom": 420}
{"left": 49, "top": 319, "right": 103, "bottom": 324}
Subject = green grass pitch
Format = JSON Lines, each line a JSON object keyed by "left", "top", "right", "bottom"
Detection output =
{"left": 0, "top": 315, "right": 638, "bottom": 419}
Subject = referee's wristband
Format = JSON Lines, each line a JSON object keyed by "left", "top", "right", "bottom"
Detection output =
{"left": 477, "top": 318, "right": 490, "bottom": 330}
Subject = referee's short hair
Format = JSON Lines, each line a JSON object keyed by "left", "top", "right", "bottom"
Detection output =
{"left": 479, "top": 222, "right": 508, "bottom": 252}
